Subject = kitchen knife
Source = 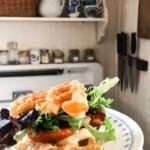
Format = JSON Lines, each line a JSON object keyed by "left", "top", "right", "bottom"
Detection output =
{"left": 130, "top": 32, "right": 137, "bottom": 92}
{"left": 121, "top": 32, "right": 128, "bottom": 91}
{"left": 117, "top": 33, "right": 124, "bottom": 91}
{"left": 117, "top": 32, "right": 128, "bottom": 91}
{"left": 117, "top": 33, "right": 121, "bottom": 89}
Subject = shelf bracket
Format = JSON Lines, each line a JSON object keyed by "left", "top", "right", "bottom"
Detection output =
{"left": 95, "top": 0, "right": 109, "bottom": 42}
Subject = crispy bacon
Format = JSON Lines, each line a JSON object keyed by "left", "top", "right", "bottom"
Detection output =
{"left": 87, "top": 109, "right": 106, "bottom": 127}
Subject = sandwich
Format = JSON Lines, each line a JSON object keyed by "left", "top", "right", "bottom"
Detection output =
{"left": 0, "top": 77, "right": 119, "bottom": 150}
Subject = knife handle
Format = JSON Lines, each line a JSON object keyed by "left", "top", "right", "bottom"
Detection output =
{"left": 122, "top": 32, "right": 127, "bottom": 55}
{"left": 117, "top": 33, "right": 127, "bottom": 55}
{"left": 131, "top": 32, "right": 136, "bottom": 54}
{"left": 117, "top": 33, "right": 123, "bottom": 55}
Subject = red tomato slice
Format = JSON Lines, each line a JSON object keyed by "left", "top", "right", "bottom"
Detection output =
{"left": 28, "top": 128, "right": 73, "bottom": 143}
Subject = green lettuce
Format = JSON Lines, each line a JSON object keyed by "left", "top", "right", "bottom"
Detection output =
{"left": 82, "top": 120, "right": 116, "bottom": 145}
{"left": 87, "top": 77, "right": 119, "bottom": 110}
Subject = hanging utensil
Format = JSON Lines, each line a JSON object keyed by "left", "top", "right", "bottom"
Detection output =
{"left": 122, "top": 33, "right": 128, "bottom": 91}
{"left": 117, "top": 32, "right": 128, "bottom": 91}
{"left": 117, "top": 33, "right": 122, "bottom": 90}
{"left": 129, "top": 32, "right": 137, "bottom": 92}
{"left": 117, "top": 33, "right": 124, "bottom": 91}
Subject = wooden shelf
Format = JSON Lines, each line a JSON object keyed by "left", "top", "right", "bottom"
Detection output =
{"left": 0, "top": 0, "right": 108, "bottom": 42}
{"left": 0, "top": 17, "right": 106, "bottom": 22}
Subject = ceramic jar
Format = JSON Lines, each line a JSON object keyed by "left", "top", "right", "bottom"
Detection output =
{"left": 66, "top": 0, "right": 81, "bottom": 17}
{"left": 83, "top": 0, "right": 103, "bottom": 17}
{"left": 30, "top": 49, "right": 41, "bottom": 65}
{"left": 39, "top": 0, "right": 65, "bottom": 17}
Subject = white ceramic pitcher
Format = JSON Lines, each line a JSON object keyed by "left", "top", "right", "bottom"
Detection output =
{"left": 39, "top": 0, "right": 65, "bottom": 17}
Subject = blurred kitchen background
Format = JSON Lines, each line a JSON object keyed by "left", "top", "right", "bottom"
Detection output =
{"left": 0, "top": 0, "right": 149, "bottom": 149}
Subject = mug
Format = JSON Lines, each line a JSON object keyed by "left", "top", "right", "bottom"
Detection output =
{"left": 84, "top": 5, "right": 103, "bottom": 17}
{"left": 66, "top": 0, "right": 81, "bottom": 17}
{"left": 30, "top": 49, "right": 40, "bottom": 64}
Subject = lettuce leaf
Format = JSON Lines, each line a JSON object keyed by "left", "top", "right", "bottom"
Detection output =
{"left": 87, "top": 77, "right": 119, "bottom": 110}
{"left": 57, "top": 114, "right": 116, "bottom": 145}
{"left": 85, "top": 77, "right": 119, "bottom": 144}
{"left": 13, "top": 129, "right": 27, "bottom": 142}
{"left": 31, "top": 113, "right": 60, "bottom": 133}
{"left": 82, "top": 120, "right": 116, "bottom": 145}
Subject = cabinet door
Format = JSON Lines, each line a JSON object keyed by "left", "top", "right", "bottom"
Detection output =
{"left": 138, "top": 0, "right": 150, "bottom": 39}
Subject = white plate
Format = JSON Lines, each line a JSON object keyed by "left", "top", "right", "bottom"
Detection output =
{"left": 103, "top": 108, "right": 144, "bottom": 150}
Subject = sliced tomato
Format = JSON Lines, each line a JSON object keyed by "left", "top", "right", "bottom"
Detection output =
{"left": 28, "top": 128, "right": 73, "bottom": 143}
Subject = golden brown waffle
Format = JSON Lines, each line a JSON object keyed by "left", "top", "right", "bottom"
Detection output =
{"left": 10, "top": 80, "right": 88, "bottom": 118}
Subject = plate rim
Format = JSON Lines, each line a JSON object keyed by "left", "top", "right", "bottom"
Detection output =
{"left": 105, "top": 108, "right": 144, "bottom": 150}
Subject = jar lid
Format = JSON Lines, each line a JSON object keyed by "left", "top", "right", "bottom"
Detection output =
{"left": 52, "top": 50, "right": 64, "bottom": 58}
{"left": 41, "top": 48, "right": 49, "bottom": 51}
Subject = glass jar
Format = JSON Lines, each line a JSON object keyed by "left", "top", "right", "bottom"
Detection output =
{"left": 7, "top": 42, "right": 18, "bottom": 64}
{"left": 69, "top": 49, "right": 80, "bottom": 63}
{"left": 84, "top": 48, "right": 95, "bottom": 62}
{"left": 18, "top": 50, "right": 30, "bottom": 64}
{"left": 52, "top": 49, "right": 64, "bottom": 64}
{"left": 40, "top": 49, "right": 50, "bottom": 64}
{"left": 0, "top": 50, "right": 9, "bottom": 65}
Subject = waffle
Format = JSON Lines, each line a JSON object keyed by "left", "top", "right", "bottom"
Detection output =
{"left": 10, "top": 80, "right": 88, "bottom": 118}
